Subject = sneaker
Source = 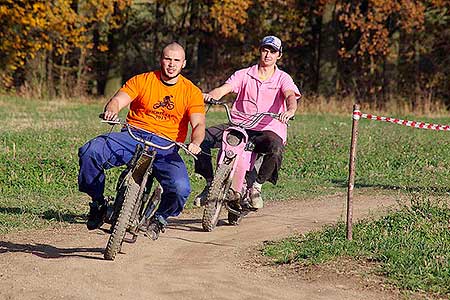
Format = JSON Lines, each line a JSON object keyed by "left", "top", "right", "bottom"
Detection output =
{"left": 249, "top": 182, "right": 263, "bottom": 209}
{"left": 193, "top": 182, "right": 211, "bottom": 207}
{"left": 145, "top": 216, "right": 166, "bottom": 241}
{"left": 87, "top": 200, "right": 107, "bottom": 230}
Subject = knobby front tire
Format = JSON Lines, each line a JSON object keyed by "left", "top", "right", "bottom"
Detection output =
{"left": 202, "top": 161, "right": 233, "bottom": 232}
{"left": 104, "top": 175, "right": 140, "bottom": 260}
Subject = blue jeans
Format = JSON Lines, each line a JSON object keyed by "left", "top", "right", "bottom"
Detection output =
{"left": 78, "top": 128, "right": 191, "bottom": 221}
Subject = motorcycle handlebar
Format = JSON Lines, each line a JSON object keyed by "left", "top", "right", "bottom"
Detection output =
{"left": 99, "top": 114, "right": 197, "bottom": 160}
{"left": 204, "top": 99, "right": 294, "bottom": 124}
{"left": 204, "top": 98, "right": 223, "bottom": 105}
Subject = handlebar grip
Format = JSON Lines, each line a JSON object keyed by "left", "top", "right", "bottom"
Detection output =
{"left": 204, "top": 99, "right": 222, "bottom": 105}
{"left": 99, "top": 112, "right": 121, "bottom": 124}
{"left": 177, "top": 143, "right": 198, "bottom": 160}
{"left": 101, "top": 119, "right": 121, "bottom": 125}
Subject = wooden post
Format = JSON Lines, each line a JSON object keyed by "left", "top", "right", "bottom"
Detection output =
{"left": 346, "top": 104, "right": 360, "bottom": 240}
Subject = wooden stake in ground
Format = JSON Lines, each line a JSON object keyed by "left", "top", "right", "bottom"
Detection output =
{"left": 347, "top": 104, "right": 360, "bottom": 240}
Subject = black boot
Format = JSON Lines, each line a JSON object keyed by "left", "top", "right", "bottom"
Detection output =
{"left": 144, "top": 216, "right": 167, "bottom": 240}
{"left": 86, "top": 199, "right": 107, "bottom": 230}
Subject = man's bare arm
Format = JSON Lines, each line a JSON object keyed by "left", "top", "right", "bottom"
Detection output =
{"left": 188, "top": 112, "right": 206, "bottom": 155}
{"left": 204, "top": 83, "right": 233, "bottom": 101}
{"left": 102, "top": 91, "right": 133, "bottom": 121}
{"left": 279, "top": 90, "right": 301, "bottom": 123}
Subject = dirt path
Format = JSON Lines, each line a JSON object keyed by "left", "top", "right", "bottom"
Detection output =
{"left": 0, "top": 193, "right": 403, "bottom": 300}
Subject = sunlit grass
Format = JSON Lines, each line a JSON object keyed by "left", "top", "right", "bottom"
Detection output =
{"left": 1, "top": 95, "right": 450, "bottom": 234}
{"left": 262, "top": 196, "right": 450, "bottom": 296}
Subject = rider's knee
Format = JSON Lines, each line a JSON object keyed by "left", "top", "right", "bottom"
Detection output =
{"left": 79, "top": 143, "right": 97, "bottom": 164}
{"left": 268, "top": 143, "right": 284, "bottom": 157}
{"left": 78, "top": 137, "right": 103, "bottom": 159}
{"left": 78, "top": 141, "right": 91, "bottom": 159}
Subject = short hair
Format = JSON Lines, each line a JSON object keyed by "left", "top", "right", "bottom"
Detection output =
{"left": 160, "top": 41, "right": 185, "bottom": 59}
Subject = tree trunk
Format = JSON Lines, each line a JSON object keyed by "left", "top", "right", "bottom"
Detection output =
{"left": 413, "top": 40, "right": 421, "bottom": 111}
{"left": 93, "top": 25, "right": 106, "bottom": 95}
{"left": 383, "top": 30, "right": 399, "bottom": 103}
{"left": 59, "top": 53, "right": 67, "bottom": 98}
{"left": 186, "top": 0, "right": 200, "bottom": 72}
{"left": 151, "top": 2, "right": 165, "bottom": 67}
{"left": 310, "top": 3, "right": 321, "bottom": 93}
{"left": 104, "top": 63, "right": 123, "bottom": 98}
{"left": 104, "top": 26, "right": 126, "bottom": 97}
{"left": 318, "top": 0, "right": 338, "bottom": 97}
{"left": 75, "top": 48, "right": 86, "bottom": 97}
{"left": 46, "top": 50, "right": 55, "bottom": 99}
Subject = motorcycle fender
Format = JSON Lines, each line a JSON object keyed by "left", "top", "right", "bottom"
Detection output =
{"left": 217, "top": 127, "right": 256, "bottom": 194}
{"left": 131, "top": 152, "right": 154, "bottom": 185}
{"left": 217, "top": 128, "right": 248, "bottom": 164}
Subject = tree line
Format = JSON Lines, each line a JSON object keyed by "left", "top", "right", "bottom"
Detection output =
{"left": 1, "top": 0, "right": 449, "bottom": 109}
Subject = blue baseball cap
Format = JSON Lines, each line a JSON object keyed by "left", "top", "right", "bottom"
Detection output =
{"left": 260, "top": 35, "right": 283, "bottom": 53}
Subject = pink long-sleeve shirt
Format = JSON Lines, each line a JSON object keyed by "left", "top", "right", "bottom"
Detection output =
{"left": 226, "top": 64, "right": 301, "bottom": 143}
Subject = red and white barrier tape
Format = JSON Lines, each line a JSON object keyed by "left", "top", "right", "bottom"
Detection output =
{"left": 353, "top": 110, "right": 450, "bottom": 131}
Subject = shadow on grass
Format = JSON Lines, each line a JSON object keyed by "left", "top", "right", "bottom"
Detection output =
{"left": 0, "top": 207, "right": 86, "bottom": 224}
{"left": 0, "top": 241, "right": 104, "bottom": 260}
{"left": 331, "top": 179, "right": 450, "bottom": 194}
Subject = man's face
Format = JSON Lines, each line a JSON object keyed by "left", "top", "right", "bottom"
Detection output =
{"left": 259, "top": 46, "right": 280, "bottom": 67}
{"left": 160, "top": 48, "right": 186, "bottom": 81}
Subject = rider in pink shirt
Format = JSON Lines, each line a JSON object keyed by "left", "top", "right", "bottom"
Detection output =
{"left": 194, "top": 35, "right": 301, "bottom": 209}
{"left": 227, "top": 63, "right": 300, "bottom": 144}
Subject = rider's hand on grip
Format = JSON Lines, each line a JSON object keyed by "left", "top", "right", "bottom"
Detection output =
{"left": 203, "top": 93, "right": 220, "bottom": 105}
{"left": 187, "top": 142, "right": 202, "bottom": 155}
{"left": 278, "top": 110, "right": 296, "bottom": 124}
{"left": 176, "top": 143, "right": 198, "bottom": 160}
{"left": 99, "top": 111, "right": 120, "bottom": 123}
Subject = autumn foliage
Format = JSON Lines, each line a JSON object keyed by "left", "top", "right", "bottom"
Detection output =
{"left": 0, "top": 0, "right": 130, "bottom": 95}
{"left": 0, "top": 0, "right": 448, "bottom": 108}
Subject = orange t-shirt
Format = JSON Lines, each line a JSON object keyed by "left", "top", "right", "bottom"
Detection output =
{"left": 120, "top": 71, "right": 205, "bottom": 142}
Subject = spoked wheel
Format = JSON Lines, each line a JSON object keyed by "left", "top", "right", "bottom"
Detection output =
{"left": 202, "top": 162, "right": 233, "bottom": 232}
{"left": 104, "top": 174, "right": 140, "bottom": 261}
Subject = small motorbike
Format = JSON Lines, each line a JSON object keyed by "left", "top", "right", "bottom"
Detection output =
{"left": 101, "top": 119, "right": 196, "bottom": 260}
{"left": 201, "top": 99, "right": 286, "bottom": 231}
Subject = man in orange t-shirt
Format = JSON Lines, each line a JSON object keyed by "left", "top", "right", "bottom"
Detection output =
{"left": 78, "top": 42, "right": 205, "bottom": 239}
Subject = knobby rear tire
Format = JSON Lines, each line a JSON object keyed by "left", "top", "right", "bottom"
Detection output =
{"left": 202, "top": 161, "right": 233, "bottom": 232}
{"left": 104, "top": 175, "right": 140, "bottom": 260}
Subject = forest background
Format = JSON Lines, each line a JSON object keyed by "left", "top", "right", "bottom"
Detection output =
{"left": 1, "top": 0, "right": 449, "bottom": 112}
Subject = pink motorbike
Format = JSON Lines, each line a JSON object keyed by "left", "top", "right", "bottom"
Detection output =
{"left": 201, "top": 99, "right": 284, "bottom": 231}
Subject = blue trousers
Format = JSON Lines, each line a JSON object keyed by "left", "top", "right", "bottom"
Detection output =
{"left": 78, "top": 128, "right": 191, "bottom": 221}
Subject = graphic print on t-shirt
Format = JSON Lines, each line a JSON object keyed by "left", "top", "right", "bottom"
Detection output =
{"left": 153, "top": 95, "right": 175, "bottom": 110}
{"left": 120, "top": 71, "right": 205, "bottom": 142}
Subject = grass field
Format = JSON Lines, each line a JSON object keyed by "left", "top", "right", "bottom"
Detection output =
{"left": 1, "top": 95, "right": 450, "bottom": 232}
{"left": 1, "top": 95, "right": 449, "bottom": 295}
{"left": 263, "top": 196, "right": 450, "bottom": 296}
